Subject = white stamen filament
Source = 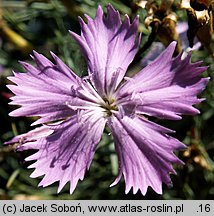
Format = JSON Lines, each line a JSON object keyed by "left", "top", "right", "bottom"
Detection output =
{"left": 66, "top": 102, "right": 106, "bottom": 112}
{"left": 68, "top": 80, "right": 120, "bottom": 116}
{"left": 84, "top": 81, "right": 107, "bottom": 106}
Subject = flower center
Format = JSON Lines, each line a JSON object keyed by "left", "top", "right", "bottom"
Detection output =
{"left": 101, "top": 97, "right": 118, "bottom": 116}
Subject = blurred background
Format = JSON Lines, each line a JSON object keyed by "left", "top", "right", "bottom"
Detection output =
{"left": 0, "top": 0, "right": 214, "bottom": 200}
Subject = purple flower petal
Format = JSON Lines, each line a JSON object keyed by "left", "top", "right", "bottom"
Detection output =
{"left": 4, "top": 125, "right": 54, "bottom": 146}
{"left": 7, "top": 52, "right": 104, "bottom": 125}
{"left": 140, "top": 42, "right": 165, "bottom": 67}
{"left": 117, "top": 42, "right": 209, "bottom": 120}
{"left": 24, "top": 111, "right": 106, "bottom": 193}
{"left": 108, "top": 115, "right": 185, "bottom": 195}
{"left": 70, "top": 4, "right": 140, "bottom": 96}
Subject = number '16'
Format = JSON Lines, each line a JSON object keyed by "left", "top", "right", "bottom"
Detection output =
{"left": 199, "top": 204, "right": 210, "bottom": 212}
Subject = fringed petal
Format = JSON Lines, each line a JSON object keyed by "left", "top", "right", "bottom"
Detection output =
{"left": 117, "top": 42, "right": 209, "bottom": 120}
{"left": 7, "top": 52, "right": 103, "bottom": 125}
{"left": 108, "top": 114, "right": 185, "bottom": 195}
{"left": 25, "top": 111, "right": 106, "bottom": 194}
{"left": 70, "top": 4, "right": 140, "bottom": 96}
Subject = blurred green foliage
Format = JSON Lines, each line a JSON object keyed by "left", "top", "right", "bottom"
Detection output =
{"left": 0, "top": 0, "right": 214, "bottom": 200}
